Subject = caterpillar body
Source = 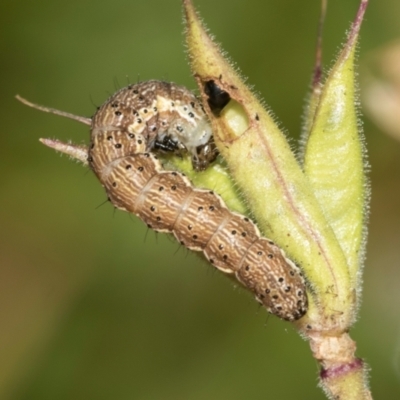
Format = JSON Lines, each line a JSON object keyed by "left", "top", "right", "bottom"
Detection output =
{"left": 90, "top": 80, "right": 218, "bottom": 172}
{"left": 18, "top": 80, "right": 308, "bottom": 321}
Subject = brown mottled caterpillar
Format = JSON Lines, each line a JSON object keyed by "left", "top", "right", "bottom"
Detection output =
{"left": 90, "top": 80, "right": 218, "bottom": 171}
{"left": 17, "top": 80, "right": 308, "bottom": 321}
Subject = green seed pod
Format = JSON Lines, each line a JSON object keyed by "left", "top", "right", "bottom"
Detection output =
{"left": 302, "top": 24, "right": 368, "bottom": 314}
{"left": 183, "top": 0, "right": 362, "bottom": 332}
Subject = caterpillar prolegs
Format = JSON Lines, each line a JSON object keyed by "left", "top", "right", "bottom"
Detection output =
{"left": 17, "top": 80, "right": 308, "bottom": 321}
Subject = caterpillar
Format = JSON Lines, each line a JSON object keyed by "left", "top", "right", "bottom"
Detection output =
{"left": 17, "top": 80, "right": 308, "bottom": 321}
{"left": 89, "top": 80, "right": 218, "bottom": 172}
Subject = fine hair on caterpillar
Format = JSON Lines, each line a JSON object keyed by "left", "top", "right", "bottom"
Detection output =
{"left": 17, "top": 80, "right": 308, "bottom": 322}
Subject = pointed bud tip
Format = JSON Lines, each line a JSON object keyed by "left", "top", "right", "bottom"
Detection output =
{"left": 344, "top": 0, "right": 368, "bottom": 57}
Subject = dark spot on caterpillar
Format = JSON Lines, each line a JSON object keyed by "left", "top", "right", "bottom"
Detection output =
{"left": 107, "top": 136, "right": 113, "bottom": 141}
{"left": 222, "top": 255, "right": 228, "bottom": 261}
{"left": 255, "top": 114, "right": 259, "bottom": 121}
{"left": 144, "top": 153, "right": 150, "bottom": 157}
{"left": 190, "top": 102, "right": 195, "bottom": 108}
{"left": 243, "top": 217, "right": 249, "bottom": 222}
{"left": 278, "top": 277, "right": 284, "bottom": 283}
{"left": 133, "top": 89, "right": 139, "bottom": 94}
{"left": 245, "top": 265, "right": 250, "bottom": 271}
{"left": 272, "top": 295, "right": 279, "bottom": 300}
{"left": 115, "top": 143, "right": 122, "bottom": 149}
{"left": 138, "top": 166, "right": 144, "bottom": 172}
{"left": 187, "top": 224, "right": 193, "bottom": 230}
{"left": 137, "top": 118, "right": 142, "bottom": 123}
{"left": 231, "top": 230, "right": 237, "bottom": 235}
{"left": 257, "top": 251, "right": 263, "bottom": 256}
{"left": 112, "top": 182, "right": 117, "bottom": 187}
{"left": 143, "top": 109, "right": 148, "bottom": 113}
{"left": 115, "top": 111, "right": 121, "bottom": 116}
{"left": 265, "top": 289, "right": 271, "bottom": 294}
{"left": 129, "top": 134, "right": 135, "bottom": 139}
{"left": 209, "top": 205, "right": 215, "bottom": 211}
{"left": 126, "top": 164, "right": 132, "bottom": 170}
{"left": 150, "top": 206, "right": 155, "bottom": 212}
{"left": 268, "top": 254, "right": 274, "bottom": 259}
{"left": 171, "top": 185, "right": 177, "bottom": 191}
{"left": 192, "top": 234, "right": 198, "bottom": 240}
{"left": 285, "top": 286, "right": 291, "bottom": 292}
{"left": 87, "top": 156, "right": 93, "bottom": 162}
{"left": 138, "top": 96, "right": 144, "bottom": 101}
{"left": 290, "top": 270, "right": 295, "bottom": 276}
{"left": 204, "top": 80, "right": 231, "bottom": 115}
{"left": 158, "top": 186, "right": 164, "bottom": 191}
{"left": 188, "top": 112, "right": 195, "bottom": 118}
{"left": 241, "top": 232, "right": 247, "bottom": 237}
{"left": 198, "top": 206, "right": 203, "bottom": 211}
{"left": 218, "top": 244, "right": 224, "bottom": 250}
{"left": 154, "top": 136, "right": 179, "bottom": 153}
{"left": 138, "top": 140, "right": 143, "bottom": 144}
{"left": 156, "top": 216, "right": 161, "bottom": 221}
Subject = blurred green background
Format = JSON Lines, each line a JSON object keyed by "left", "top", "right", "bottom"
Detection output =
{"left": 1, "top": 0, "right": 400, "bottom": 399}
